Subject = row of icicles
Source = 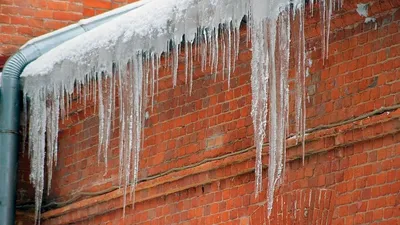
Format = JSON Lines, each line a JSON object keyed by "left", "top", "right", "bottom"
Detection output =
{"left": 22, "top": 0, "right": 342, "bottom": 223}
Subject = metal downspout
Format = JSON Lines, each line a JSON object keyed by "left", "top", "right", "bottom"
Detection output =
{"left": 0, "top": 1, "right": 151, "bottom": 223}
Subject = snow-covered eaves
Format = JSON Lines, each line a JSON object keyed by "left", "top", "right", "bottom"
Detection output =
{"left": 21, "top": 0, "right": 252, "bottom": 94}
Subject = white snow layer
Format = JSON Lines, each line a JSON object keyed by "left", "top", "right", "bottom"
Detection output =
{"left": 20, "top": 0, "right": 341, "bottom": 222}
{"left": 356, "top": 3, "right": 376, "bottom": 24}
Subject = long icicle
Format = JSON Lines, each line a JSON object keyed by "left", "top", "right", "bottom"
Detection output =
{"left": 295, "top": 5, "right": 307, "bottom": 165}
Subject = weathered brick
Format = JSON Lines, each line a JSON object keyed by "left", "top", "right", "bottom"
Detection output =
{"left": 83, "top": 0, "right": 112, "bottom": 9}
{"left": 47, "top": 0, "right": 69, "bottom": 11}
{"left": 34, "top": 10, "right": 54, "bottom": 19}
{"left": 53, "top": 11, "right": 82, "bottom": 21}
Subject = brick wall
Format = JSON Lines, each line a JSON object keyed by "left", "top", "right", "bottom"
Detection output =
{"left": 12, "top": 0, "right": 400, "bottom": 224}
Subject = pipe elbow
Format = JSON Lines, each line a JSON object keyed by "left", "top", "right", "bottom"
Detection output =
{"left": 2, "top": 52, "right": 28, "bottom": 80}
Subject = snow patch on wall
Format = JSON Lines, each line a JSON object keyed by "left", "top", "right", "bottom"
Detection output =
{"left": 356, "top": 3, "right": 376, "bottom": 24}
{"left": 356, "top": 3, "right": 369, "bottom": 17}
{"left": 364, "top": 17, "right": 376, "bottom": 23}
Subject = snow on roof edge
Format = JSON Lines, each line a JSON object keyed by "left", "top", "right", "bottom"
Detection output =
{"left": 21, "top": 0, "right": 258, "bottom": 94}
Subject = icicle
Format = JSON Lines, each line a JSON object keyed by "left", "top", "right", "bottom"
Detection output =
{"left": 93, "top": 72, "right": 97, "bottom": 111}
{"left": 277, "top": 9, "right": 290, "bottom": 185}
{"left": 189, "top": 41, "right": 194, "bottom": 94}
{"left": 28, "top": 89, "right": 47, "bottom": 224}
{"left": 295, "top": 6, "right": 307, "bottom": 165}
{"left": 141, "top": 56, "right": 148, "bottom": 152}
{"left": 250, "top": 6, "right": 292, "bottom": 216}
{"left": 172, "top": 43, "right": 179, "bottom": 87}
{"left": 130, "top": 53, "right": 144, "bottom": 207}
{"left": 66, "top": 92, "right": 70, "bottom": 119}
{"left": 118, "top": 62, "right": 125, "bottom": 188}
{"left": 122, "top": 58, "right": 134, "bottom": 217}
{"left": 251, "top": 18, "right": 268, "bottom": 198}
{"left": 222, "top": 30, "right": 226, "bottom": 80}
{"left": 83, "top": 76, "right": 87, "bottom": 115}
{"left": 227, "top": 23, "right": 232, "bottom": 88}
{"left": 166, "top": 41, "right": 170, "bottom": 68}
{"left": 310, "top": 0, "right": 315, "bottom": 15}
{"left": 156, "top": 54, "right": 160, "bottom": 95}
{"left": 60, "top": 86, "right": 65, "bottom": 122}
{"left": 97, "top": 73, "right": 104, "bottom": 165}
{"left": 201, "top": 29, "right": 208, "bottom": 71}
{"left": 22, "top": 95, "right": 28, "bottom": 156}
{"left": 185, "top": 40, "right": 189, "bottom": 84}
{"left": 320, "top": 0, "right": 333, "bottom": 61}
{"left": 103, "top": 73, "right": 114, "bottom": 174}
{"left": 210, "top": 29, "right": 216, "bottom": 75}
{"left": 195, "top": 28, "right": 199, "bottom": 61}
{"left": 214, "top": 27, "right": 219, "bottom": 81}
{"left": 234, "top": 27, "right": 240, "bottom": 72}
{"left": 45, "top": 88, "right": 60, "bottom": 195}
{"left": 266, "top": 17, "right": 278, "bottom": 216}
{"left": 208, "top": 29, "right": 213, "bottom": 68}
{"left": 246, "top": 12, "right": 252, "bottom": 47}
{"left": 111, "top": 69, "right": 117, "bottom": 129}
{"left": 151, "top": 53, "right": 156, "bottom": 110}
{"left": 326, "top": 0, "right": 333, "bottom": 57}
{"left": 232, "top": 27, "right": 236, "bottom": 73}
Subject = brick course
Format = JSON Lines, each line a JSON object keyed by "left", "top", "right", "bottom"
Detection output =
{"left": 8, "top": 0, "right": 400, "bottom": 224}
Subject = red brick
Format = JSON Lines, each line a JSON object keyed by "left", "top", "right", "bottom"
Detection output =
{"left": 47, "top": 0, "right": 69, "bottom": 10}
{"left": 83, "top": 0, "right": 112, "bottom": 9}
{"left": 16, "top": 26, "right": 34, "bottom": 36}
{"left": 0, "top": 25, "right": 17, "bottom": 34}
{"left": 0, "top": 14, "right": 10, "bottom": 24}
{"left": 44, "top": 20, "right": 69, "bottom": 30}
{"left": 9, "top": 16, "right": 30, "bottom": 25}
{"left": 68, "top": 3, "right": 83, "bottom": 12}
{"left": 53, "top": 11, "right": 82, "bottom": 21}
{"left": 34, "top": 10, "right": 54, "bottom": 19}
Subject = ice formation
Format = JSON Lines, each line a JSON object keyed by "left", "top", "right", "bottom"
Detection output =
{"left": 356, "top": 3, "right": 369, "bottom": 17}
{"left": 19, "top": 0, "right": 341, "bottom": 222}
{"left": 356, "top": 3, "right": 376, "bottom": 25}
